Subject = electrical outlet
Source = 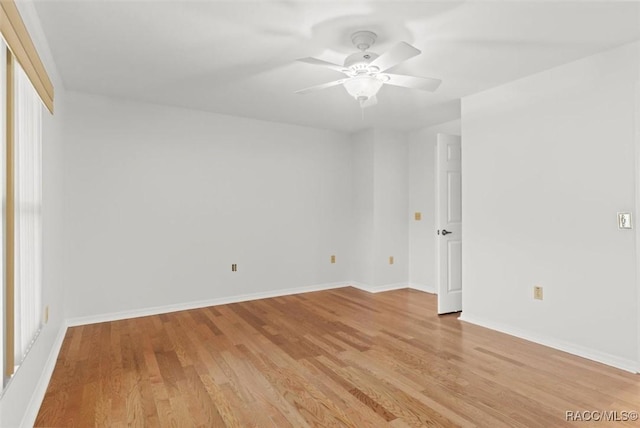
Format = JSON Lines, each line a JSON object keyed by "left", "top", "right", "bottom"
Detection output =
{"left": 389, "top": 256, "right": 394, "bottom": 265}
{"left": 44, "top": 305, "right": 49, "bottom": 323}
{"left": 330, "top": 255, "right": 336, "bottom": 264}
{"left": 533, "top": 286, "right": 543, "bottom": 300}
{"left": 414, "top": 212, "right": 422, "bottom": 221}
{"left": 232, "top": 264, "right": 237, "bottom": 272}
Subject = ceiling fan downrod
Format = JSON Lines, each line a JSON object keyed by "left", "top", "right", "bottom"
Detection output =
{"left": 351, "top": 30, "right": 377, "bottom": 51}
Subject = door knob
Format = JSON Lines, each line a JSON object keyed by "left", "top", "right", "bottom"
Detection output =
{"left": 441, "top": 229, "right": 452, "bottom": 235}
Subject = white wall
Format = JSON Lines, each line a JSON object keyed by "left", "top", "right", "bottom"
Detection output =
{"left": 372, "top": 130, "right": 409, "bottom": 287}
{"left": 63, "top": 92, "right": 354, "bottom": 320}
{"left": 350, "top": 129, "right": 409, "bottom": 289}
{"left": 461, "top": 42, "right": 639, "bottom": 370}
{"left": 0, "top": 2, "right": 67, "bottom": 427}
{"left": 351, "top": 129, "right": 375, "bottom": 286}
{"left": 408, "top": 120, "right": 460, "bottom": 291}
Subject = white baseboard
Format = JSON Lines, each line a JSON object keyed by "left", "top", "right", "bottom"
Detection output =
{"left": 20, "top": 322, "right": 69, "bottom": 428}
{"left": 408, "top": 283, "right": 436, "bottom": 294}
{"left": 350, "top": 282, "right": 410, "bottom": 293}
{"left": 459, "top": 314, "right": 638, "bottom": 374}
{"left": 67, "top": 281, "right": 427, "bottom": 327}
{"left": 351, "top": 282, "right": 436, "bottom": 294}
{"left": 66, "top": 281, "right": 351, "bottom": 327}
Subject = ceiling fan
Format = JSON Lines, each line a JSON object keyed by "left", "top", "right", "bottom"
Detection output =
{"left": 295, "top": 31, "right": 442, "bottom": 108}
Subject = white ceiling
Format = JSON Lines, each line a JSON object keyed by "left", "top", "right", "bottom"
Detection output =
{"left": 34, "top": 0, "right": 640, "bottom": 133}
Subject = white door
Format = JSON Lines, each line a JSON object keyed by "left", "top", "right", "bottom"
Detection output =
{"left": 436, "top": 134, "right": 462, "bottom": 314}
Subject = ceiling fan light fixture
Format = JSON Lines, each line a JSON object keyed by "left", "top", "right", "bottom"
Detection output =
{"left": 295, "top": 31, "right": 442, "bottom": 107}
{"left": 343, "top": 75, "right": 383, "bottom": 101}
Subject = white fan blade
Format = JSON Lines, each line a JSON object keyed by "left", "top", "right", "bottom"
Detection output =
{"left": 383, "top": 74, "right": 442, "bottom": 92}
{"left": 295, "top": 78, "right": 347, "bottom": 95}
{"left": 369, "top": 42, "right": 421, "bottom": 72}
{"left": 297, "top": 57, "right": 347, "bottom": 74}
{"left": 360, "top": 95, "right": 377, "bottom": 108}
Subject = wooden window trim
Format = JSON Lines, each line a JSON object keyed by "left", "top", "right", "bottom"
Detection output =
{"left": 0, "top": 0, "right": 54, "bottom": 113}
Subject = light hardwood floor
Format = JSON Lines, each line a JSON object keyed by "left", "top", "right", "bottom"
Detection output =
{"left": 36, "top": 287, "right": 639, "bottom": 427}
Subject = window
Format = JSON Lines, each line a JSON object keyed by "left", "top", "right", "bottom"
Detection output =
{"left": 1, "top": 44, "right": 44, "bottom": 386}
{"left": 13, "top": 59, "right": 42, "bottom": 370}
{"left": 1, "top": 0, "right": 54, "bottom": 389}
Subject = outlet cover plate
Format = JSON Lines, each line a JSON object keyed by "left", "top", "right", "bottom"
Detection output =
{"left": 533, "top": 286, "right": 543, "bottom": 300}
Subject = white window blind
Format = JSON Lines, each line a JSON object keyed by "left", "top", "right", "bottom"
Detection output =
{"left": 13, "top": 61, "right": 42, "bottom": 365}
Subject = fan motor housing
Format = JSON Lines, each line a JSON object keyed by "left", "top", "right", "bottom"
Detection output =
{"left": 344, "top": 52, "right": 380, "bottom": 74}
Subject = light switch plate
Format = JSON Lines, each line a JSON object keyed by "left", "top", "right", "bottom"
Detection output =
{"left": 617, "top": 212, "right": 632, "bottom": 229}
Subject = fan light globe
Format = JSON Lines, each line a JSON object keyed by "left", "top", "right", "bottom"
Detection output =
{"left": 343, "top": 75, "right": 383, "bottom": 101}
